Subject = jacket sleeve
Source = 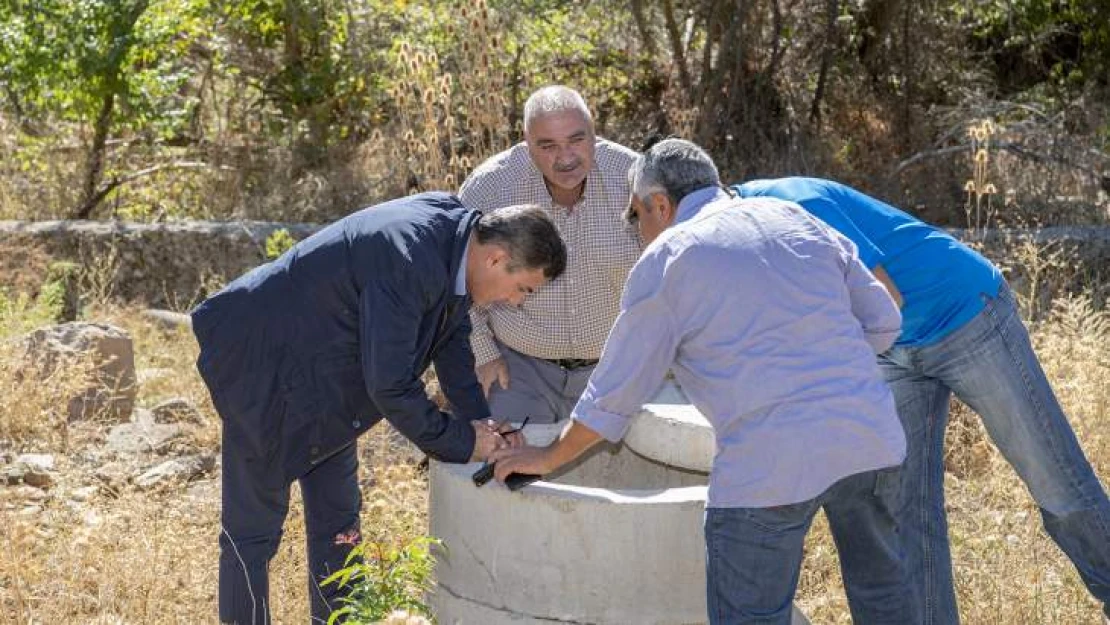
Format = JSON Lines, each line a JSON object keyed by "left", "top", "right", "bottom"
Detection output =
{"left": 358, "top": 276, "right": 476, "bottom": 463}
{"left": 433, "top": 309, "right": 492, "bottom": 420}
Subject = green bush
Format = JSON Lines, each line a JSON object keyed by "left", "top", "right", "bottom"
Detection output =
{"left": 264, "top": 228, "right": 297, "bottom": 260}
{"left": 322, "top": 535, "right": 441, "bottom": 625}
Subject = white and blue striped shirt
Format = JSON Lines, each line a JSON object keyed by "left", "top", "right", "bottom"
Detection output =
{"left": 572, "top": 187, "right": 906, "bottom": 507}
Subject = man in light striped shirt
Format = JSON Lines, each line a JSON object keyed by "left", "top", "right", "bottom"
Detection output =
{"left": 459, "top": 85, "right": 640, "bottom": 423}
{"left": 491, "top": 139, "right": 915, "bottom": 624}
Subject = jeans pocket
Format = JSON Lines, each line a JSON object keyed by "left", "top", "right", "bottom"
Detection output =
{"left": 872, "top": 466, "right": 903, "bottom": 508}
{"left": 741, "top": 498, "right": 821, "bottom": 534}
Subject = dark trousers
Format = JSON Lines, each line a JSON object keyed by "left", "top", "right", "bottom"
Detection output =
{"left": 219, "top": 441, "right": 362, "bottom": 624}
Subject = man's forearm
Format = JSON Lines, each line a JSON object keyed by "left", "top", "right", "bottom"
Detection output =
{"left": 546, "top": 420, "right": 604, "bottom": 470}
{"left": 873, "top": 265, "right": 904, "bottom": 308}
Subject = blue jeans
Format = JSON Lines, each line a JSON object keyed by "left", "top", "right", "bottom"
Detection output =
{"left": 704, "top": 468, "right": 917, "bottom": 625}
{"left": 879, "top": 284, "right": 1110, "bottom": 623}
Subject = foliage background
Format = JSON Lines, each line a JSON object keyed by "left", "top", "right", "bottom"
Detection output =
{"left": 1, "top": 0, "right": 1107, "bottom": 226}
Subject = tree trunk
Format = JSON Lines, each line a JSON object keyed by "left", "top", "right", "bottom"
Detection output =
{"left": 74, "top": 92, "right": 117, "bottom": 219}
{"left": 630, "top": 0, "right": 659, "bottom": 58}
{"left": 809, "top": 0, "right": 841, "bottom": 126}
{"left": 662, "top": 0, "right": 693, "bottom": 93}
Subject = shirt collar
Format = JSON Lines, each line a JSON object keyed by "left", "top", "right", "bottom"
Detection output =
{"left": 675, "top": 186, "right": 732, "bottom": 225}
{"left": 454, "top": 237, "right": 471, "bottom": 296}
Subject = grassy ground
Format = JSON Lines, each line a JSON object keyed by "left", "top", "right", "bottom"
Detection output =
{"left": 1, "top": 294, "right": 1107, "bottom": 624}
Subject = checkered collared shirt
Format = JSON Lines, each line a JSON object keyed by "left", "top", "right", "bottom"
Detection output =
{"left": 459, "top": 138, "right": 641, "bottom": 366}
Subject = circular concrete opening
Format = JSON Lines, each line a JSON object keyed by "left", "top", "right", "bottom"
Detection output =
{"left": 429, "top": 381, "right": 809, "bottom": 624}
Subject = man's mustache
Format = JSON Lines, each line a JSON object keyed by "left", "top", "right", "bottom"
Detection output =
{"left": 553, "top": 159, "right": 582, "bottom": 172}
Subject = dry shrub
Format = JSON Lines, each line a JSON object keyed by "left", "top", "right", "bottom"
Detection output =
{"left": 0, "top": 338, "right": 96, "bottom": 449}
{"left": 1, "top": 303, "right": 431, "bottom": 623}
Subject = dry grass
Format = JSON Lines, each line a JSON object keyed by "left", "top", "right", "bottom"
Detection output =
{"left": 796, "top": 294, "right": 1110, "bottom": 624}
{"left": 1, "top": 293, "right": 1107, "bottom": 624}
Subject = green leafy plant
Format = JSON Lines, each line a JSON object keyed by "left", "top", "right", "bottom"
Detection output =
{"left": 322, "top": 536, "right": 441, "bottom": 625}
{"left": 264, "top": 228, "right": 297, "bottom": 260}
{"left": 37, "top": 261, "right": 81, "bottom": 322}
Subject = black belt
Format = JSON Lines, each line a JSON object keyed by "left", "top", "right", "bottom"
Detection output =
{"left": 544, "top": 357, "right": 599, "bottom": 370}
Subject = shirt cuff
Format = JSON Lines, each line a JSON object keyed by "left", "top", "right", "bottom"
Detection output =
{"left": 470, "top": 332, "right": 503, "bottom": 367}
{"left": 571, "top": 399, "right": 632, "bottom": 443}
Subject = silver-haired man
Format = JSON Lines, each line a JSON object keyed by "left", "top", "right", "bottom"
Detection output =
{"left": 459, "top": 85, "right": 640, "bottom": 424}
{"left": 491, "top": 139, "right": 916, "bottom": 625}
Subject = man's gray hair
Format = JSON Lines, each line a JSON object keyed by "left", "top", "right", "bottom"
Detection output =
{"left": 628, "top": 138, "right": 720, "bottom": 209}
{"left": 523, "top": 86, "right": 592, "bottom": 132}
{"left": 475, "top": 204, "right": 567, "bottom": 280}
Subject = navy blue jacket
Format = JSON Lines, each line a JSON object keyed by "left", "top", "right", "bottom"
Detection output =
{"left": 192, "top": 193, "right": 489, "bottom": 478}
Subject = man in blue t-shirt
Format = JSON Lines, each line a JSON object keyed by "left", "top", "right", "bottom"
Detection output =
{"left": 734, "top": 177, "right": 1110, "bottom": 624}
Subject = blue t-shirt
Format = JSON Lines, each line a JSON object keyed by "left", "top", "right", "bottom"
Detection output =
{"left": 733, "top": 177, "right": 1002, "bottom": 347}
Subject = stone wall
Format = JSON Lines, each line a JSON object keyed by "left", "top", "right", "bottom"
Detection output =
{"left": 1, "top": 219, "right": 1107, "bottom": 309}
{"left": 0, "top": 220, "right": 319, "bottom": 308}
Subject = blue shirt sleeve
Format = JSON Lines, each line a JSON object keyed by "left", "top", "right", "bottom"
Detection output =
{"left": 571, "top": 248, "right": 681, "bottom": 442}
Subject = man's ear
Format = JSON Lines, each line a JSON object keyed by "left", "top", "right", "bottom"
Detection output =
{"left": 651, "top": 193, "right": 675, "bottom": 223}
{"left": 486, "top": 245, "right": 510, "bottom": 268}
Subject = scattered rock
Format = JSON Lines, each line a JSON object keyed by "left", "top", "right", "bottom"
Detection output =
{"left": 16, "top": 453, "right": 54, "bottom": 471}
{"left": 106, "top": 413, "right": 186, "bottom": 455}
{"left": 22, "top": 322, "right": 137, "bottom": 423}
{"left": 12, "top": 484, "right": 49, "bottom": 500}
{"left": 70, "top": 485, "right": 99, "bottom": 502}
{"left": 94, "top": 460, "right": 133, "bottom": 492}
{"left": 15, "top": 453, "right": 56, "bottom": 488}
{"left": 150, "top": 398, "right": 203, "bottom": 425}
{"left": 137, "top": 367, "right": 175, "bottom": 385}
{"left": 141, "top": 308, "right": 192, "bottom": 331}
{"left": 3, "top": 464, "right": 26, "bottom": 485}
{"left": 134, "top": 454, "right": 215, "bottom": 489}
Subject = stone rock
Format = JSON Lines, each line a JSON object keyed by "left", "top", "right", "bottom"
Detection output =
{"left": 11, "top": 484, "right": 49, "bottom": 500}
{"left": 150, "top": 398, "right": 203, "bottom": 424}
{"left": 70, "top": 485, "right": 99, "bottom": 502}
{"left": 23, "top": 322, "right": 137, "bottom": 423}
{"left": 17, "top": 504, "right": 43, "bottom": 516}
{"left": 106, "top": 411, "right": 186, "bottom": 454}
{"left": 2, "top": 464, "right": 26, "bottom": 485}
{"left": 141, "top": 308, "right": 192, "bottom": 331}
{"left": 15, "top": 453, "right": 56, "bottom": 488}
{"left": 15, "top": 453, "right": 54, "bottom": 472}
{"left": 94, "top": 460, "right": 134, "bottom": 491}
{"left": 134, "top": 454, "right": 215, "bottom": 490}
{"left": 137, "top": 367, "right": 175, "bottom": 385}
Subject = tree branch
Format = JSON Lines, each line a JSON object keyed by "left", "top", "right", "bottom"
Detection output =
{"left": 890, "top": 141, "right": 1109, "bottom": 189}
{"left": 69, "top": 161, "right": 224, "bottom": 220}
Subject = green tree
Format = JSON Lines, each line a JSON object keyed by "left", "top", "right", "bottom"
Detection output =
{"left": 218, "top": 0, "right": 390, "bottom": 173}
{"left": 0, "top": 0, "right": 213, "bottom": 218}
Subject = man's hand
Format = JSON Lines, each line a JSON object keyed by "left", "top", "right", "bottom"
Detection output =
{"left": 476, "top": 358, "right": 510, "bottom": 397}
{"left": 469, "top": 420, "right": 509, "bottom": 463}
{"left": 489, "top": 445, "right": 555, "bottom": 482}
{"left": 493, "top": 421, "right": 527, "bottom": 448}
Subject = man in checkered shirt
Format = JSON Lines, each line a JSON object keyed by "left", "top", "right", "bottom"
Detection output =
{"left": 459, "top": 85, "right": 640, "bottom": 423}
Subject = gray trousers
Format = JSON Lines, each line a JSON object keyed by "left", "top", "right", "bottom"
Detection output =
{"left": 488, "top": 342, "right": 595, "bottom": 423}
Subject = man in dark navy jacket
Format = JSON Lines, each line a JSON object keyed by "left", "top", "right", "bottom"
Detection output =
{"left": 191, "top": 192, "right": 566, "bottom": 625}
